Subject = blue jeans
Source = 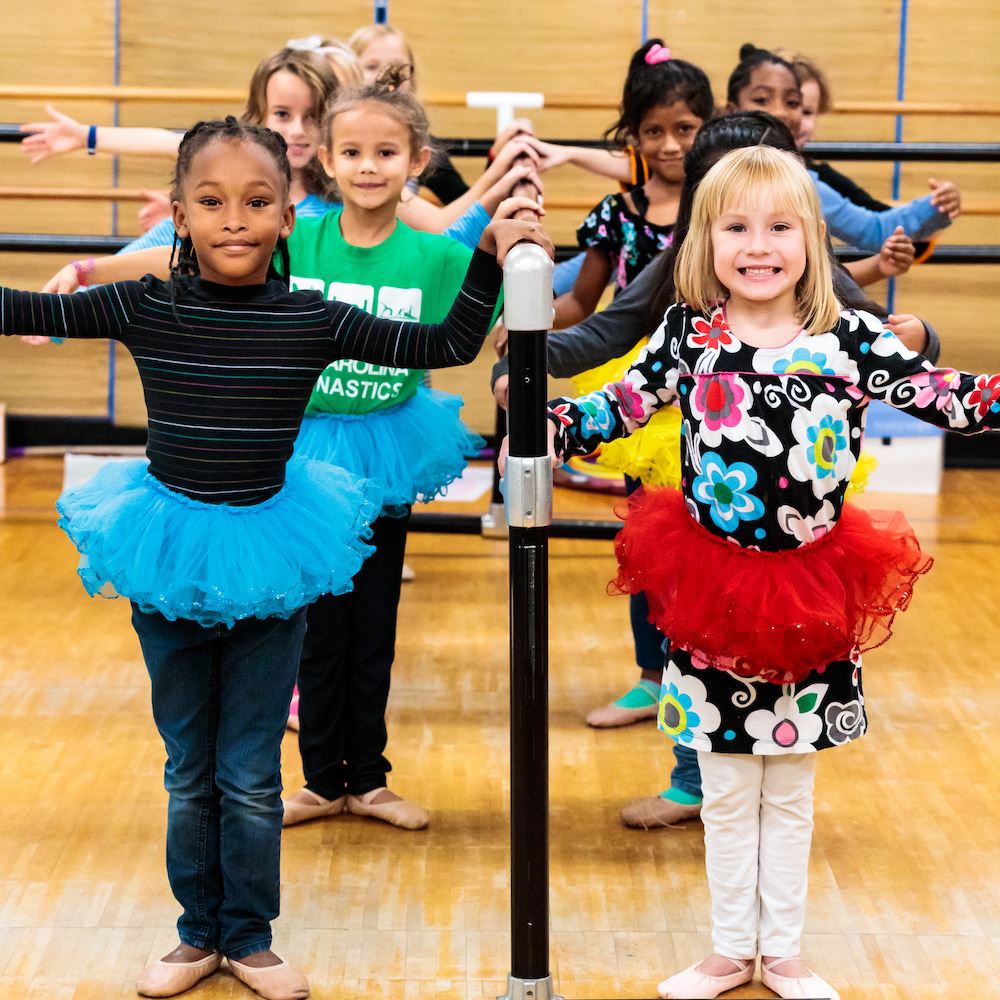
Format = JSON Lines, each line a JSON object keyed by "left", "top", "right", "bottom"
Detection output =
{"left": 131, "top": 605, "right": 306, "bottom": 959}
{"left": 670, "top": 743, "right": 703, "bottom": 799}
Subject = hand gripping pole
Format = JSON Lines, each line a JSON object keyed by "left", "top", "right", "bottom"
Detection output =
{"left": 499, "top": 241, "right": 560, "bottom": 1000}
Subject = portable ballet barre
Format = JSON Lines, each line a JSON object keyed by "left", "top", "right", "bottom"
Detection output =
{"left": 500, "top": 237, "right": 560, "bottom": 1000}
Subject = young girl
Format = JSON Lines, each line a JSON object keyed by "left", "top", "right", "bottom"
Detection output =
{"left": 2, "top": 117, "right": 545, "bottom": 1000}
{"left": 280, "top": 69, "right": 509, "bottom": 831}
{"left": 727, "top": 43, "right": 958, "bottom": 254}
{"left": 553, "top": 39, "right": 714, "bottom": 328}
{"left": 533, "top": 144, "right": 997, "bottom": 999}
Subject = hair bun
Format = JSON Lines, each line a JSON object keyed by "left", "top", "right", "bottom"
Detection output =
{"left": 374, "top": 62, "right": 412, "bottom": 94}
{"left": 739, "top": 42, "right": 759, "bottom": 60}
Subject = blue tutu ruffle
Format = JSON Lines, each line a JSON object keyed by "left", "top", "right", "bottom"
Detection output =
{"left": 56, "top": 458, "right": 384, "bottom": 628}
{"left": 294, "top": 386, "right": 484, "bottom": 516}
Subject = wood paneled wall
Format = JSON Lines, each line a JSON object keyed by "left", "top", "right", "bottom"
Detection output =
{"left": 1, "top": 2, "right": 998, "bottom": 431}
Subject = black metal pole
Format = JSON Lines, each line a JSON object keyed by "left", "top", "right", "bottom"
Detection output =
{"left": 499, "top": 240, "right": 559, "bottom": 1000}
{"left": 507, "top": 319, "right": 550, "bottom": 981}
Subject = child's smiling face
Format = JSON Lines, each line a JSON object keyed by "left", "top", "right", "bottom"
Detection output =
{"left": 172, "top": 137, "right": 294, "bottom": 286}
{"left": 636, "top": 100, "right": 704, "bottom": 185}
{"left": 711, "top": 200, "right": 806, "bottom": 309}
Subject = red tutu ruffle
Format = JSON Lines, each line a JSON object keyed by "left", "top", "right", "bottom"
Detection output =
{"left": 613, "top": 488, "right": 933, "bottom": 683}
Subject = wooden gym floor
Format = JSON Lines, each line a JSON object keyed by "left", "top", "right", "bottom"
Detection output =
{"left": 0, "top": 455, "right": 997, "bottom": 1000}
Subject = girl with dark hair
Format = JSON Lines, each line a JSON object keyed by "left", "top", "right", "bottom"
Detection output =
{"left": 1, "top": 118, "right": 546, "bottom": 1000}
{"left": 553, "top": 39, "right": 714, "bottom": 327}
{"left": 727, "top": 43, "right": 957, "bottom": 253}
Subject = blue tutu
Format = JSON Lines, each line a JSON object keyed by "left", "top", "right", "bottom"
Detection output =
{"left": 56, "top": 458, "right": 384, "bottom": 628}
{"left": 294, "top": 386, "right": 484, "bottom": 516}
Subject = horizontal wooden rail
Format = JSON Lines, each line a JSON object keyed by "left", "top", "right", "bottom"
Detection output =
{"left": 4, "top": 85, "right": 1000, "bottom": 117}
{"left": 3, "top": 186, "right": 1000, "bottom": 217}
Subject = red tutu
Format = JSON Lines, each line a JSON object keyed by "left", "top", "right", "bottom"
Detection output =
{"left": 613, "top": 488, "right": 933, "bottom": 683}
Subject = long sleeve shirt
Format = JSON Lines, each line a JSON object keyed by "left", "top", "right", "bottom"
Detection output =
{"left": 1, "top": 250, "right": 501, "bottom": 506}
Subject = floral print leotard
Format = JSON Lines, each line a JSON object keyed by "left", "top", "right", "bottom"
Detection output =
{"left": 550, "top": 303, "right": 1000, "bottom": 754}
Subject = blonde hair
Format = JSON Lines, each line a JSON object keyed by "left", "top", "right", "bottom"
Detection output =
{"left": 348, "top": 24, "right": 417, "bottom": 87}
{"left": 674, "top": 145, "right": 840, "bottom": 334}
{"left": 773, "top": 48, "right": 833, "bottom": 113}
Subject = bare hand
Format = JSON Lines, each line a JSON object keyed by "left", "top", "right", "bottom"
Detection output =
{"left": 493, "top": 372, "right": 510, "bottom": 409}
{"left": 479, "top": 198, "right": 554, "bottom": 265}
{"left": 928, "top": 178, "right": 961, "bottom": 219}
{"left": 494, "top": 324, "right": 509, "bottom": 359}
{"left": 519, "top": 136, "right": 572, "bottom": 173}
{"left": 490, "top": 138, "right": 540, "bottom": 175}
{"left": 886, "top": 313, "right": 929, "bottom": 353}
{"left": 138, "top": 190, "right": 172, "bottom": 232}
{"left": 490, "top": 118, "right": 534, "bottom": 160}
{"left": 878, "top": 226, "right": 916, "bottom": 278}
{"left": 498, "top": 422, "right": 560, "bottom": 475}
{"left": 42, "top": 264, "right": 80, "bottom": 294}
{"left": 19, "top": 104, "right": 88, "bottom": 164}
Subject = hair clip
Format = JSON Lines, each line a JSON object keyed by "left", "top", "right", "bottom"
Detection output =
{"left": 287, "top": 35, "right": 325, "bottom": 50}
{"left": 645, "top": 43, "right": 672, "bottom": 65}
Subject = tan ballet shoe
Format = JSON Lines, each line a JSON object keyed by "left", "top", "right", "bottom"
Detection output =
{"left": 229, "top": 958, "right": 310, "bottom": 1000}
{"left": 657, "top": 957, "right": 754, "bottom": 999}
{"left": 584, "top": 682, "right": 659, "bottom": 728}
{"left": 281, "top": 788, "right": 346, "bottom": 827}
{"left": 621, "top": 795, "right": 701, "bottom": 829}
{"left": 136, "top": 951, "right": 222, "bottom": 997}
{"left": 346, "top": 787, "right": 429, "bottom": 830}
{"left": 761, "top": 958, "right": 840, "bottom": 999}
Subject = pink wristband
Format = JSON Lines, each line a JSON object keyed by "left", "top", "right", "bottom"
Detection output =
{"left": 72, "top": 258, "right": 96, "bottom": 287}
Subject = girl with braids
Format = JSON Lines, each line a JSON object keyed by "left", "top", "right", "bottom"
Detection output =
{"left": 492, "top": 111, "right": 942, "bottom": 833}
{"left": 1, "top": 117, "right": 548, "bottom": 1000}
{"left": 519, "top": 141, "right": 999, "bottom": 1000}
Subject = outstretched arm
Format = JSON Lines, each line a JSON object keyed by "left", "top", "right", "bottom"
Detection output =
{"left": 846, "top": 310, "right": 1000, "bottom": 434}
{"left": 20, "top": 105, "right": 182, "bottom": 163}
{"left": 547, "top": 304, "right": 684, "bottom": 461}
{"left": 0, "top": 282, "right": 143, "bottom": 340}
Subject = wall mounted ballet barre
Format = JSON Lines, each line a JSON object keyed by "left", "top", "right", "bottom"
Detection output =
{"left": 3, "top": 85, "right": 1000, "bottom": 117}
{"left": 4, "top": 233, "right": 1000, "bottom": 265}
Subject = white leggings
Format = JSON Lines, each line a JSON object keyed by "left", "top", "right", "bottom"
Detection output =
{"left": 697, "top": 751, "right": 817, "bottom": 959}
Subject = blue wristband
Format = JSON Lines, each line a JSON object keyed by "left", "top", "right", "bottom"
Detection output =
{"left": 87, "top": 124, "right": 98, "bottom": 155}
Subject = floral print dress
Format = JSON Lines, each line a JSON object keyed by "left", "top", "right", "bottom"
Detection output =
{"left": 550, "top": 303, "right": 1000, "bottom": 755}
{"left": 576, "top": 189, "right": 674, "bottom": 293}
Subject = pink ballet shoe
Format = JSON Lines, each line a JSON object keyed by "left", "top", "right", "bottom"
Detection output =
{"left": 346, "top": 787, "right": 429, "bottom": 830}
{"left": 657, "top": 957, "right": 754, "bottom": 999}
{"left": 229, "top": 957, "right": 310, "bottom": 1000}
{"left": 281, "top": 788, "right": 346, "bottom": 827}
{"left": 761, "top": 958, "right": 840, "bottom": 1000}
{"left": 136, "top": 951, "right": 222, "bottom": 996}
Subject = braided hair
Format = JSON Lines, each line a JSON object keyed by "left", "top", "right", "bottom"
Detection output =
{"left": 167, "top": 117, "right": 293, "bottom": 325}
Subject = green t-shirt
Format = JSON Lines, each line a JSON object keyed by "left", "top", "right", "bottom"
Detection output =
{"left": 287, "top": 213, "right": 476, "bottom": 415}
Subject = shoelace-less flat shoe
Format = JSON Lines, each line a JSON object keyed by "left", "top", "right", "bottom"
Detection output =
{"left": 229, "top": 958, "right": 310, "bottom": 1000}
{"left": 281, "top": 789, "right": 346, "bottom": 827}
{"left": 761, "top": 958, "right": 840, "bottom": 999}
{"left": 346, "top": 788, "right": 429, "bottom": 830}
{"left": 621, "top": 795, "right": 701, "bottom": 829}
{"left": 657, "top": 957, "right": 754, "bottom": 999}
{"left": 136, "top": 952, "right": 222, "bottom": 997}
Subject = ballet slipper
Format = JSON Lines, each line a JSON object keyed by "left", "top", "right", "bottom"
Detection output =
{"left": 621, "top": 795, "right": 701, "bottom": 829}
{"left": 761, "top": 958, "right": 840, "bottom": 1000}
{"left": 136, "top": 951, "right": 222, "bottom": 997}
{"left": 285, "top": 687, "right": 300, "bottom": 732}
{"left": 656, "top": 957, "right": 754, "bottom": 999}
{"left": 346, "top": 787, "right": 429, "bottom": 830}
{"left": 281, "top": 788, "right": 346, "bottom": 827}
{"left": 229, "top": 958, "right": 310, "bottom": 1000}
{"left": 585, "top": 682, "right": 658, "bottom": 728}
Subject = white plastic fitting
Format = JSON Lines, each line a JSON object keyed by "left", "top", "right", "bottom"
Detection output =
{"left": 503, "top": 243, "right": 554, "bottom": 332}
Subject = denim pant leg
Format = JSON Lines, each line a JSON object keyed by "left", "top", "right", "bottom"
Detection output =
{"left": 670, "top": 743, "right": 703, "bottom": 800}
{"left": 132, "top": 606, "right": 225, "bottom": 951}
{"left": 214, "top": 609, "right": 306, "bottom": 959}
